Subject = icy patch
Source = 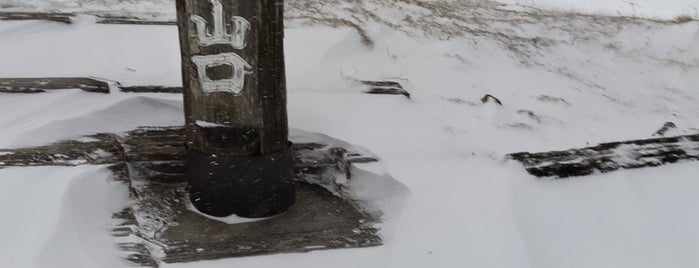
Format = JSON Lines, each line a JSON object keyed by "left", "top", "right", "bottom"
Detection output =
{"left": 614, "top": 144, "right": 644, "bottom": 165}
{"left": 75, "top": 137, "right": 100, "bottom": 143}
{"left": 678, "top": 137, "right": 699, "bottom": 156}
{"left": 90, "top": 149, "right": 112, "bottom": 159}
{"left": 613, "top": 138, "right": 699, "bottom": 167}
{"left": 48, "top": 154, "right": 89, "bottom": 166}
{"left": 195, "top": 120, "right": 228, "bottom": 128}
{"left": 0, "top": 152, "right": 14, "bottom": 156}
{"left": 186, "top": 202, "right": 272, "bottom": 225}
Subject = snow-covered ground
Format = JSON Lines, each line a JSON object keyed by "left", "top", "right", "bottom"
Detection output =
{"left": 497, "top": 0, "right": 698, "bottom": 20}
{"left": 1, "top": 0, "right": 698, "bottom": 267}
{"left": 1, "top": 0, "right": 698, "bottom": 21}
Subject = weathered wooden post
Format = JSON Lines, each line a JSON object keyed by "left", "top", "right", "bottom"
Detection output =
{"left": 176, "top": 0, "right": 295, "bottom": 218}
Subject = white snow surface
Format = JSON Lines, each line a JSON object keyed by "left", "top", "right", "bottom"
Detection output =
{"left": 0, "top": 166, "right": 131, "bottom": 267}
{"left": 496, "top": 0, "right": 698, "bottom": 20}
{"left": 1, "top": 0, "right": 699, "bottom": 267}
{"left": 187, "top": 202, "right": 271, "bottom": 225}
{"left": 1, "top": 0, "right": 697, "bottom": 20}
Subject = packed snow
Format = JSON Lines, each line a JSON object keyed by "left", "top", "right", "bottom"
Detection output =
{"left": 0, "top": 0, "right": 698, "bottom": 267}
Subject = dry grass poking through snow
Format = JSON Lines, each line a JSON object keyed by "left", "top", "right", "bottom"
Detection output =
{"left": 673, "top": 15, "right": 695, "bottom": 24}
{"left": 285, "top": 0, "right": 698, "bottom": 62}
{"left": 1, "top": 0, "right": 697, "bottom": 79}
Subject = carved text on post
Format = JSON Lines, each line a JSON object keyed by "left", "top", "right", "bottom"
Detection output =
{"left": 190, "top": 0, "right": 253, "bottom": 95}
{"left": 192, "top": 53, "right": 253, "bottom": 94}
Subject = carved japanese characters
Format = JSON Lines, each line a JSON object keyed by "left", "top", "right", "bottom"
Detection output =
{"left": 192, "top": 53, "right": 253, "bottom": 94}
{"left": 190, "top": 0, "right": 252, "bottom": 95}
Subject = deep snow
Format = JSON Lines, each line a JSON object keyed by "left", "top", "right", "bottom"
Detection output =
{"left": 1, "top": 0, "right": 699, "bottom": 267}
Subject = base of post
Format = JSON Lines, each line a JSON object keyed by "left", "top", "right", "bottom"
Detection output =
{"left": 186, "top": 148, "right": 296, "bottom": 218}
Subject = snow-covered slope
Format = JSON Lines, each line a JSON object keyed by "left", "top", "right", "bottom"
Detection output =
{"left": 0, "top": 0, "right": 698, "bottom": 267}
{"left": 497, "top": 0, "right": 698, "bottom": 20}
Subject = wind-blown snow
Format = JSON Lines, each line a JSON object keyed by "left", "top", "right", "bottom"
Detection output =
{"left": 0, "top": 0, "right": 698, "bottom": 267}
{"left": 496, "top": 0, "right": 698, "bottom": 20}
{"left": 0, "top": 166, "right": 130, "bottom": 267}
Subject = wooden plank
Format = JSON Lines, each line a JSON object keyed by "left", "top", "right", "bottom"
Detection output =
{"left": 360, "top": 80, "right": 411, "bottom": 98}
{"left": 0, "top": 134, "right": 123, "bottom": 167}
{"left": 119, "top": 86, "right": 183, "bottom": 93}
{"left": 0, "top": 77, "right": 110, "bottom": 93}
{"left": 0, "top": 12, "right": 73, "bottom": 24}
{"left": 0, "top": 12, "right": 175, "bottom": 25}
{"left": 94, "top": 16, "right": 177, "bottom": 26}
{"left": 508, "top": 134, "right": 699, "bottom": 178}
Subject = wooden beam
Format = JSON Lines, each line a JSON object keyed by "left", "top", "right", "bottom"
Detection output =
{"left": 176, "top": 0, "right": 294, "bottom": 218}
{"left": 0, "top": 77, "right": 110, "bottom": 93}
{"left": 509, "top": 134, "right": 699, "bottom": 178}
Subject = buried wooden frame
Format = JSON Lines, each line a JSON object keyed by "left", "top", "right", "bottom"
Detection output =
{"left": 0, "top": 127, "right": 384, "bottom": 267}
{"left": 509, "top": 134, "right": 699, "bottom": 179}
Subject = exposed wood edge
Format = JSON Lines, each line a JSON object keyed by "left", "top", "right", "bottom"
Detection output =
{"left": 359, "top": 80, "right": 411, "bottom": 99}
{"left": 95, "top": 16, "right": 177, "bottom": 26}
{"left": 0, "top": 88, "right": 46, "bottom": 94}
{"left": 0, "top": 76, "right": 185, "bottom": 94}
{"left": 0, "top": 12, "right": 73, "bottom": 24}
{"left": 0, "top": 77, "right": 110, "bottom": 94}
{"left": 119, "top": 86, "right": 183, "bottom": 93}
{"left": 508, "top": 134, "right": 699, "bottom": 178}
{"left": 0, "top": 12, "right": 175, "bottom": 25}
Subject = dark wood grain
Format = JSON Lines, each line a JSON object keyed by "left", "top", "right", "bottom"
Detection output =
{"left": 0, "top": 77, "right": 110, "bottom": 93}
{"left": 177, "top": 0, "right": 289, "bottom": 157}
{"left": 509, "top": 134, "right": 699, "bottom": 178}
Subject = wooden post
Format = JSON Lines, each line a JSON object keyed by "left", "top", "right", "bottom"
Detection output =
{"left": 176, "top": 0, "right": 295, "bottom": 218}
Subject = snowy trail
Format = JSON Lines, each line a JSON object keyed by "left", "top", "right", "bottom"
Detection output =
{"left": 0, "top": 1, "right": 698, "bottom": 267}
